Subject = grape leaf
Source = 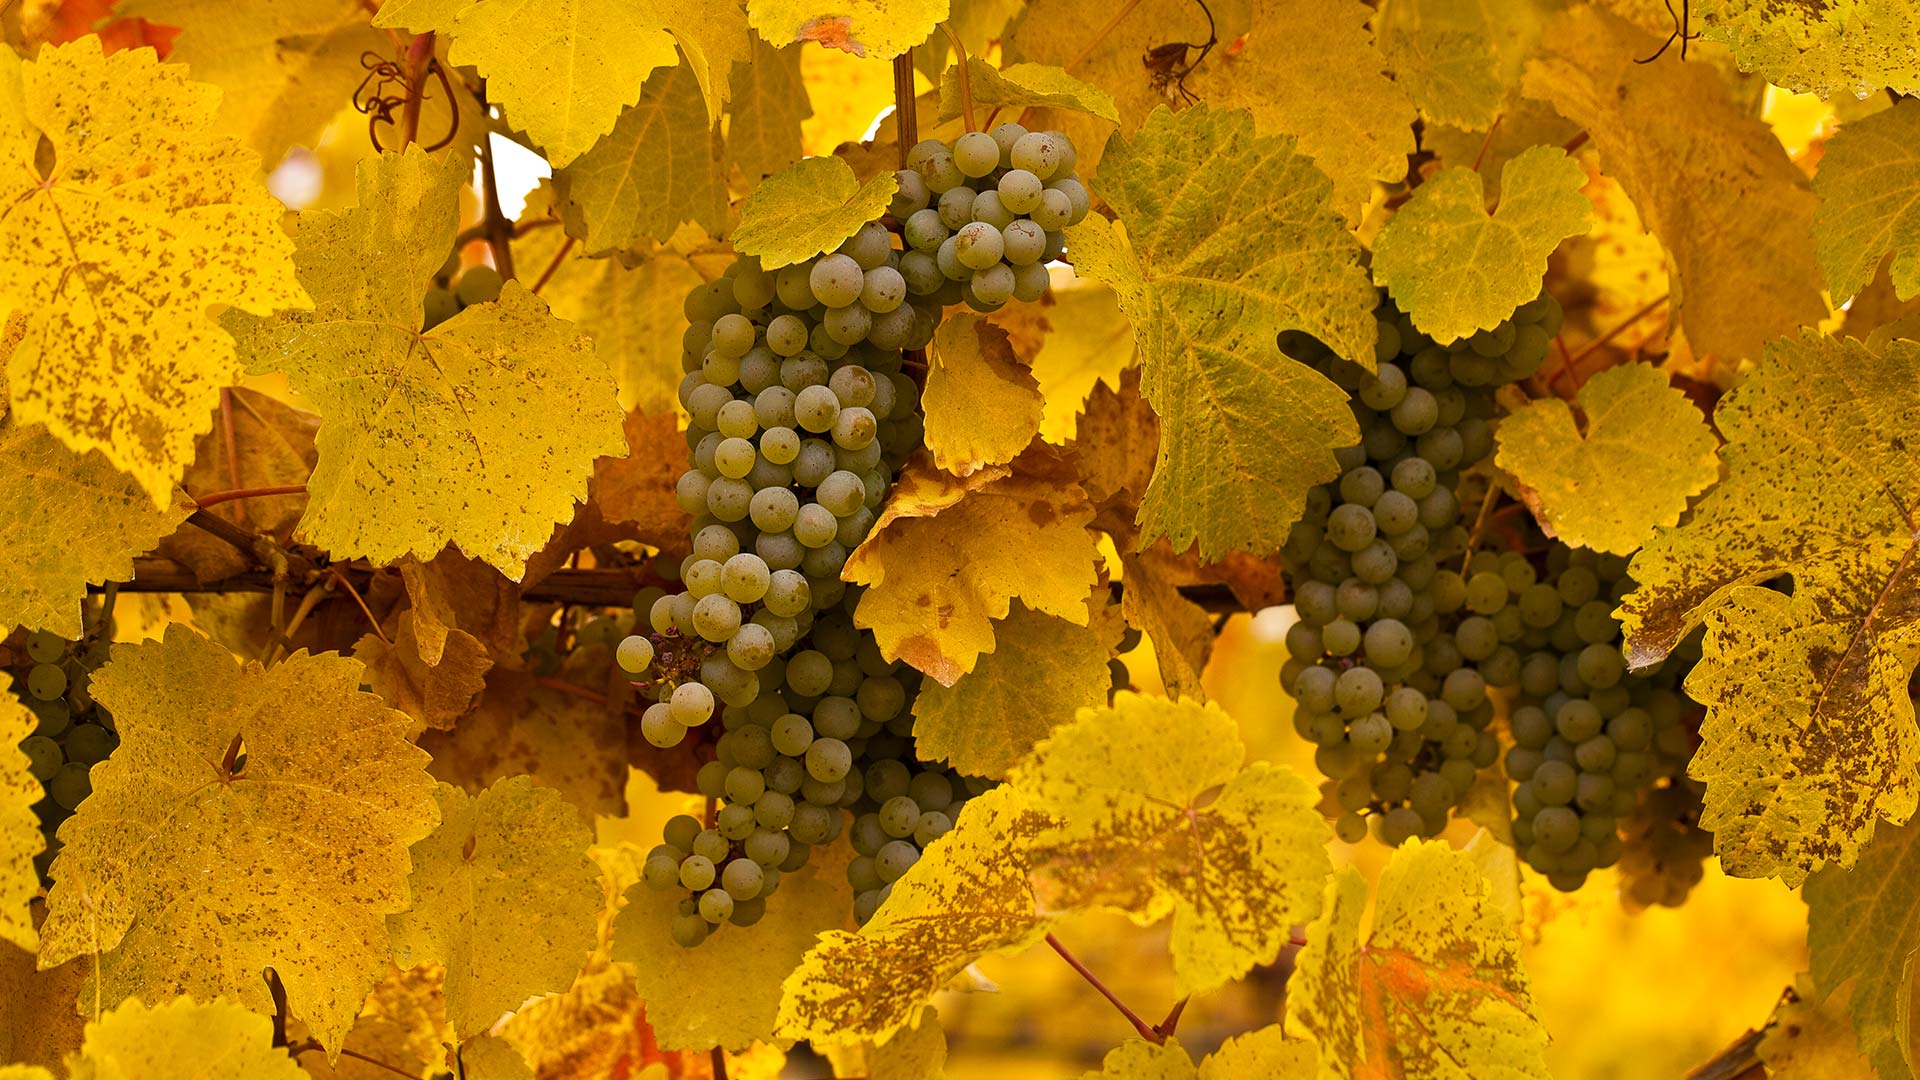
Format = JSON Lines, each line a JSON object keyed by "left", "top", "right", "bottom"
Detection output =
{"left": 400, "top": 552, "right": 526, "bottom": 667}
{"left": 1494, "top": 364, "right": 1719, "bottom": 556}
{"left": 725, "top": 36, "right": 811, "bottom": 182}
{"left": 844, "top": 460, "right": 1101, "bottom": 685}
{"left": 1522, "top": 5, "right": 1827, "bottom": 362}
{"left": 924, "top": 314, "right": 1044, "bottom": 476}
{"left": 1759, "top": 974, "right": 1887, "bottom": 1080}
{"left": 589, "top": 409, "right": 696, "bottom": 553}
{"left": 297, "top": 963, "right": 456, "bottom": 1080}
{"left": 911, "top": 598, "right": 1122, "bottom": 778}
{"left": 1119, "top": 542, "right": 1216, "bottom": 701}
{"left": 0, "top": 37, "right": 310, "bottom": 506}
{"left": 1, "top": 682, "right": 41, "bottom": 954}
{"left": 422, "top": 668, "right": 630, "bottom": 818}
{"left": 1067, "top": 104, "right": 1377, "bottom": 560}
{"left": 155, "top": 386, "right": 318, "bottom": 585}
{"left": 67, "top": 996, "right": 307, "bottom": 1080}
{"left": 0, "top": 1067, "right": 51, "bottom": 1079}
{"left": 747, "top": 0, "right": 946, "bottom": 59}
{"left": 824, "top": 1008, "right": 949, "bottom": 1080}
{"left": 355, "top": 614, "right": 493, "bottom": 734}
{"left": 38, "top": 625, "right": 440, "bottom": 1051}
{"left": 1621, "top": 332, "right": 1920, "bottom": 882}
{"left": 1804, "top": 819, "right": 1920, "bottom": 1080}
{"left": 1374, "top": 0, "right": 1552, "bottom": 130}
{"left": 731, "top": 155, "right": 900, "bottom": 269}
{"left": 1813, "top": 97, "right": 1920, "bottom": 307}
{"left": 0, "top": 415, "right": 192, "bottom": 639}
{"left": 938, "top": 59, "right": 1119, "bottom": 124}
{"left": 777, "top": 786, "right": 1054, "bottom": 1046}
{"left": 616, "top": 841, "right": 853, "bottom": 1050}
{"left": 0, "top": 948, "right": 88, "bottom": 1070}
{"left": 452, "top": 1034, "right": 534, "bottom": 1080}
{"left": 391, "top": 778, "right": 601, "bottom": 1038}
{"left": 231, "top": 147, "right": 627, "bottom": 580}
{"left": 1024, "top": 274, "right": 1135, "bottom": 444}
{"left": 551, "top": 60, "right": 727, "bottom": 255}
{"left": 1285, "top": 842, "right": 1550, "bottom": 1079}
{"left": 500, "top": 957, "right": 645, "bottom": 1077}
{"left": 1192, "top": 0, "right": 1417, "bottom": 221}
{"left": 116, "top": 0, "right": 383, "bottom": 159}
{"left": 1082, "top": 1027, "right": 1318, "bottom": 1079}
{"left": 1699, "top": 0, "right": 1920, "bottom": 99}
{"left": 1012, "top": 692, "right": 1331, "bottom": 995}
{"left": 1372, "top": 145, "right": 1594, "bottom": 344}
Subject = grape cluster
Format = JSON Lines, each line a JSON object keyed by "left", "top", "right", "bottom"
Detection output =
{"left": 1279, "top": 293, "right": 1563, "bottom": 847}
{"left": 10, "top": 629, "right": 118, "bottom": 882}
{"left": 1615, "top": 776, "right": 1712, "bottom": 908}
{"left": 892, "top": 125, "right": 1088, "bottom": 312}
{"left": 1502, "top": 546, "right": 1697, "bottom": 891}
{"left": 422, "top": 252, "right": 504, "bottom": 332}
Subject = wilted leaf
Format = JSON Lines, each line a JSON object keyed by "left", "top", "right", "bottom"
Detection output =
{"left": 1495, "top": 364, "right": 1719, "bottom": 555}
{"left": 39, "top": 625, "right": 440, "bottom": 1050}
{"left": 232, "top": 147, "right": 626, "bottom": 580}
{"left": 552, "top": 61, "right": 727, "bottom": 254}
{"left": 1813, "top": 97, "right": 1920, "bottom": 306}
{"left": 1068, "top": 104, "right": 1376, "bottom": 559}
{"left": 939, "top": 59, "right": 1119, "bottom": 124}
{"left": 777, "top": 787, "right": 1053, "bottom": 1046}
{"left": 1623, "top": 333, "right": 1920, "bottom": 882}
{"left": 0, "top": 948, "right": 88, "bottom": 1070}
{"left": 1374, "top": 0, "right": 1552, "bottom": 129}
{"left": 1373, "top": 145, "right": 1593, "bottom": 344}
{"left": 731, "top": 155, "right": 899, "bottom": 269}
{"left": 1013, "top": 692, "right": 1332, "bottom": 995}
{"left": 911, "top": 599, "right": 1122, "bottom": 778}
{"left": 845, "top": 461, "right": 1101, "bottom": 685}
{"left": 1285, "top": 843, "right": 1550, "bottom": 1079}
{"left": 1804, "top": 819, "right": 1920, "bottom": 1080}
{"left": 747, "top": 0, "right": 946, "bottom": 58}
{"left": 1, "top": 683, "right": 41, "bottom": 953}
{"left": 423, "top": 668, "right": 631, "bottom": 819}
{"left": 392, "top": 778, "right": 601, "bottom": 1038}
{"left": 1071, "top": 366, "right": 1157, "bottom": 509}
{"left": 500, "top": 957, "right": 647, "bottom": 1078}
{"left": 726, "top": 37, "right": 811, "bottom": 182}
{"left": 401, "top": 552, "right": 526, "bottom": 667}
{"left": 67, "top": 996, "right": 306, "bottom": 1080}
{"left": 355, "top": 613, "right": 493, "bottom": 733}
{"left": 1700, "top": 0, "right": 1920, "bottom": 99}
{"left": 1523, "top": 6, "right": 1827, "bottom": 361}
{"left": 924, "top": 314, "right": 1044, "bottom": 476}
{"left": 0, "top": 37, "right": 309, "bottom": 505}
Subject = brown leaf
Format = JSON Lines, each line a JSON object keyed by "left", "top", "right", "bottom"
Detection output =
{"left": 422, "top": 667, "right": 628, "bottom": 817}
{"left": 354, "top": 612, "right": 493, "bottom": 734}
{"left": 401, "top": 552, "right": 525, "bottom": 667}
{"left": 591, "top": 409, "right": 693, "bottom": 555}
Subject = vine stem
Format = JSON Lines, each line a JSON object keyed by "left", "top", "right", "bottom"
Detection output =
{"left": 475, "top": 84, "right": 517, "bottom": 280}
{"left": 711, "top": 1046, "right": 729, "bottom": 1080}
{"left": 937, "top": 22, "right": 975, "bottom": 131}
{"left": 1562, "top": 292, "right": 1670, "bottom": 375}
{"left": 192, "top": 484, "right": 308, "bottom": 509}
{"left": 1046, "top": 932, "right": 1165, "bottom": 1044}
{"left": 398, "top": 33, "right": 436, "bottom": 147}
{"left": 1470, "top": 115, "right": 1503, "bottom": 173}
{"left": 530, "top": 235, "right": 576, "bottom": 294}
{"left": 218, "top": 389, "right": 245, "bottom": 524}
{"left": 892, "top": 51, "right": 918, "bottom": 169}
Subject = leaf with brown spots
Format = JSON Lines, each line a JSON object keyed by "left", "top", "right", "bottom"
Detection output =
{"left": 1284, "top": 841, "right": 1550, "bottom": 1079}
{"left": 1081, "top": 1027, "right": 1318, "bottom": 1079}
{"left": 1622, "top": 332, "right": 1920, "bottom": 883}
{"left": 355, "top": 613, "right": 493, "bottom": 734}
{"left": 36, "top": 624, "right": 441, "bottom": 1052}
{"left": 777, "top": 787, "right": 1054, "bottom": 1046}
{"left": 1115, "top": 541, "right": 1218, "bottom": 701}
{"left": 0, "top": 681, "right": 41, "bottom": 954}
{"left": 66, "top": 996, "right": 308, "bottom": 1080}
{"left": 294, "top": 963, "right": 456, "bottom": 1080}
{"left": 843, "top": 459, "right": 1102, "bottom": 685}
{"left": 748, "top": 0, "right": 946, "bottom": 59}
{"left": 1012, "top": 692, "right": 1333, "bottom": 996}
{"left": 0, "top": 37, "right": 309, "bottom": 506}
{"left": 924, "top": 314, "right": 1044, "bottom": 477}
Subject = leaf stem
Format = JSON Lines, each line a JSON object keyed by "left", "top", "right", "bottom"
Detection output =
{"left": 191, "top": 484, "right": 309, "bottom": 509}
{"left": 937, "top": 23, "right": 975, "bottom": 131}
{"left": 330, "top": 565, "right": 389, "bottom": 645}
{"left": 218, "top": 388, "right": 245, "bottom": 524}
{"left": 1470, "top": 115, "right": 1503, "bottom": 173}
{"left": 530, "top": 235, "right": 576, "bottom": 295}
{"left": 290, "top": 1038, "right": 422, "bottom": 1080}
{"left": 1046, "top": 932, "right": 1165, "bottom": 1044}
{"left": 475, "top": 84, "right": 517, "bottom": 280}
{"left": 398, "top": 33, "right": 436, "bottom": 148}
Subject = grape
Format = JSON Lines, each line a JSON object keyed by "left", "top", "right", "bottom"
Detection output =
{"left": 998, "top": 169, "right": 1044, "bottom": 214}
{"left": 953, "top": 221, "right": 1005, "bottom": 269}
{"left": 1010, "top": 131, "right": 1064, "bottom": 178}
{"left": 953, "top": 131, "right": 1001, "bottom": 177}
{"left": 26, "top": 630, "right": 67, "bottom": 664}
{"left": 454, "top": 265, "right": 502, "bottom": 306}
{"left": 27, "top": 663, "right": 66, "bottom": 701}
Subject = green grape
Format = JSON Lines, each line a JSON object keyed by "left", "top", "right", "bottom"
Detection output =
{"left": 20, "top": 734, "right": 62, "bottom": 781}
{"left": 670, "top": 913, "right": 711, "bottom": 947}
{"left": 25, "top": 630, "right": 67, "bottom": 664}
{"left": 48, "top": 762, "right": 91, "bottom": 810}
{"left": 874, "top": 839, "right": 919, "bottom": 882}
{"left": 454, "top": 265, "right": 503, "bottom": 306}
{"left": 64, "top": 723, "right": 115, "bottom": 766}
{"left": 27, "top": 663, "right": 66, "bottom": 701}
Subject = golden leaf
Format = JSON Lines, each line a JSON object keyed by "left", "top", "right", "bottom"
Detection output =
{"left": 65, "top": 996, "right": 306, "bottom": 1080}
{"left": 923, "top": 314, "right": 1044, "bottom": 477}
{"left": 552, "top": 61, "right": 727, "bottom": 255}
{"left": 354, "top": 613, "right": 493, "bottom": 734}
{"left": 1803, "top": 819, "right": 1920, "bottom": 1080}
{"left": 1, "top": 682, "right": 42, "bottom": 953}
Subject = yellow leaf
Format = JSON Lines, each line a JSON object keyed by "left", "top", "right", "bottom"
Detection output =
{"left": 726, "top": 37, "right": 812, "bottom": 183}
{"left": 777, "top": 786, "right": 1054, "bottom": 1046}
{"left": 616, "top": 840, "right": 854, "bottom": 1050}
{"left": 37, "top": 625, "right": 441, "bottom": 1051}
{"left": 423, "top": 668, "right": 631, "bottom": 818}
{"left": 1758, "top": 975, "right": 1883, "bottom": 1080}
{"left": 924, "top": 314, "right": 1044, "bottom": 476}
{"left": 1, "top": 681, "right": 42, "bottom": 953}
{"left": 0, "top": 37, "right": 310, "bottom": 505}
{"left": 1117, "top": 542, "right": 1215, "bottom": 702}
{"left": 1494, "top": 364, "right": 1719, "bottom": 555}
{"left": 0, "top": 1068, "right": 53, "bottom": 1080}
{"left": 1013, "top": 692, "right": 1332, "bottom": 995}
{"left": 1025, "top": 273, "right": 1136, "bottom": 445}
{"left": 501, "top": 957, "right": 648, "bottom": 1077}
{"left": 1285, "top": 843, "right": 1550, "bottom": 1079}
{"left": 552, "top": 61, "right": 727, "bottom": 254}
{"left": 938, "top": 59, "right": 1119, "bottom": 124}
{"left": 66, "top": 996, "right": 306, "bottom": 1080}
{"left": 911, "top": 599, "right": 1123, "bottom": 779}
{"left": 1375, "top": 0, "right": 1552, "bottom": 130}
{"left": 364, "top": 0, "right": 468, "bottom": 33}
{"left": 1080, "top": 1038, "right": 1199, "bottom": 1080}
{"left": 1622, "top": 333, "right": 1920, "bottom": 882}
{"left": 155, "top": 386, "right": 318, "bottom": 585}
{"left": 1700, "top": 0, "right": 1920, "bottom": 99}
{"left": 1067, "top": 105, "right": 1376, "bottom": 560}
{"left": 232, "top": 147, "right": 627, "bottom": 579}
{"left": 391, "top": 778, "right": 601, "bottom": 1037}
{"left": 0, "top": 949, "right": 89, "bottom": 1070}
{"left": 0, "top": 416, "right": 192, "bottom": 640}
{"left": 1522, "top": 6, "right": 1827, "bottom": 361}
{"left": 1061, "top": 349, "right": 1156, "bottom": 511}
{"left": 845, "top": 462, "right": 1101, "bottom": 685}
{"left": 589, "top": 409, "right": 697, "bottom": 553}
{"left": 295, "top": 963, "right": 456, "bottom": 1080}
{"left": 355, "top": 613, "right": 494, "bottom": 734}
{"left": 1373, "top": 146, "right": 1594, "bottom": 344}
{"left": 117, "top": 0, "right": 384, "bottom": 160}
{"left": 1082, "top": 1028, "right": 1317, "bottom": 1079}
{"left": 1194, "top": 0, "right": 1417, "bottom": 221}
{"left": 1813, "top": 97, "right": 1920, "bottom": 306}
{"left": 1803, "top": 819, "right": 1920, "bottom": 1079}
{"left": 457, "top": 1034, "right": 535, "bottom": 1079}
{"left": 731, "top": 155, "right": 899, "bottom": 269}
{"left": 748, "top": 0, "right": 946, "bottom": 59}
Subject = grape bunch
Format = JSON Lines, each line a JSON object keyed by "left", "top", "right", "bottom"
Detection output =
{"left": 9, "top": 628, "right": 119, "bottom": 883}
{"left": 421, "top": 250, "right": 504, "bottom": 332}
{"left": 892, "top": 125, "right": 1088, "bottom": 312}
{"left": 1278, "top": 292, "right": 1563, "bottom": 847}
{"left": 1501, "top": 545, "right": 1698, "bottom": 891}
{"left": 1615, "top": 776, "right": 1712, "bottom": 908}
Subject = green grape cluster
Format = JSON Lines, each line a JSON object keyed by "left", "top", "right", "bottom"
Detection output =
{"left": 892, "top": 126, "right": 1087, "bottom": 312}
{"left": 1279, "top": 292, "right": 1563, "bottom": 847}
{"left": 10, "top": 628, "right": 119, "bottom": 883}
{"left": 1502, "top": 546, "right": 1697, "bottom": 891}
{"left": 1614, "top": 776, "right": 1712, "bottom": 908}
{"left": 421, "top": 249, "right": 504, "bottom": 332}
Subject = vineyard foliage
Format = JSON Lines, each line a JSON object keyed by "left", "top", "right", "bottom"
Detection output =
{"left": 0, "top": 1, "right": 1914, "bottom": 1079}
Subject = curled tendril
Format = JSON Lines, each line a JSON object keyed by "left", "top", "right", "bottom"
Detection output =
{"left": 1143, "top": 0, "right": 1217, "bottom": 105}
{"left": 353, "top": 50, "right": 461, "bottom": 152}
{"left": 1635, "top": 0, "right": 1701, "bottom": 64}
